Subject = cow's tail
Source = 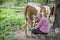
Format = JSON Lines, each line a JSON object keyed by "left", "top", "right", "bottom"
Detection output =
{"left": 24, "top": 6, "right": 29, "bottom": 21}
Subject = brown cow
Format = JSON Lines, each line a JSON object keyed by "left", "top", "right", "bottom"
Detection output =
{"left": 24, "top": 2, "right": 54, "bottom": 37}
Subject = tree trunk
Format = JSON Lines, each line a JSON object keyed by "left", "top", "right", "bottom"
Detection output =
{"left": 53, "top": 0, "right": 60, "bottom": 33}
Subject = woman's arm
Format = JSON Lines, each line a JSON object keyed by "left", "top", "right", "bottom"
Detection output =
{"left": 35, "top": 19, "right": 46, "bottom": 28}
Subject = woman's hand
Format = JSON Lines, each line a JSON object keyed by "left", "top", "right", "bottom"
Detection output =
{"left": 34, "top": 23, "right": 38, "bottom": 26}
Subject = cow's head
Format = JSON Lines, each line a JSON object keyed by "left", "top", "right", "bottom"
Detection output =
{"left": 50, "top": 5, "right": 54, "bottom": 16}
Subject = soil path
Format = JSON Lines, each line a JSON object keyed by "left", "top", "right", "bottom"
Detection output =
{"left": 13, "top": 30, "right": 40, "bottom": 40}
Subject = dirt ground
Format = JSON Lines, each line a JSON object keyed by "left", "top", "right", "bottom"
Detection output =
{"left": 13, "top": 30, "right": 60, "bottom": 40}
{"left": 13, "top": 30, "right": 42, "bottom": 40}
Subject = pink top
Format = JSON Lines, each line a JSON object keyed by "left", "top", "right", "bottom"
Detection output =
{"left": 35, "top": 16, "right": 50, "bottom": 33}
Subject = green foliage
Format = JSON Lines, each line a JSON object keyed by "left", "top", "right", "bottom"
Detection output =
{"left": 0, "top": 0, "right": 55, "bottom": 40}
{"left": 0, "top": 32, "right": 16, "bottom": 40}
{"left": 32, "top": 0, "right": 44, "bottom": 5}
{"left": 0, "top": 8, "right": 25, "bottom": 30}
{"left": 0, "top": 8, "right": 25, "bottom": 40}
{"left": 49, "top": 17, "right": 54, "bottom": 24}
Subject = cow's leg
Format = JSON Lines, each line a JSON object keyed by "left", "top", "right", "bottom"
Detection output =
{"left": 30, "top": 21, "right": 33, "bottom": 30}
{"left": 24, "top": 21, "right": 28, "bottom": 37}
{"left": 30, "top": 20, "right": 34, "bottom": 37}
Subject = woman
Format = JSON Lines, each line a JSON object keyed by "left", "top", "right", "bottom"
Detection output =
{"left": 31, "top": 13, "right": 50, "bottom": 39}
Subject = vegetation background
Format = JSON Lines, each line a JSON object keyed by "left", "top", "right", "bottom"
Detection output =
{"left": 0, "top": 0, "right": 55, "bottom": 40}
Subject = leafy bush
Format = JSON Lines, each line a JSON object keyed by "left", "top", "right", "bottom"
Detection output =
{"left": 0, "top": 8, "right": 25, "bottom": 40}
{"left": 49, "top": 17, "right": 54, "bottom": 24}
{"left": 0, "top": 8, "right": 24, "bottom": 30}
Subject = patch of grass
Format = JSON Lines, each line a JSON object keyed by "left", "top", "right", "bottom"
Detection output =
{"left": 0, "top": 8, "right": 25, "bottom": 40}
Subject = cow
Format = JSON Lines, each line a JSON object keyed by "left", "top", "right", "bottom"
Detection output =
{"left": 24, "top": 2, "right": 54, "bottom": 37}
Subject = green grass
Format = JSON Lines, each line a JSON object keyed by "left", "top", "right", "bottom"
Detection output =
{"left": 0, "top": 8, "right": 25, "bottom": 40}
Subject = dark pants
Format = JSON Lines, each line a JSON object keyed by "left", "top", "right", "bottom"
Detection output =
{"left": 31, "top": 28, "right": 48, "bottom": 34}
